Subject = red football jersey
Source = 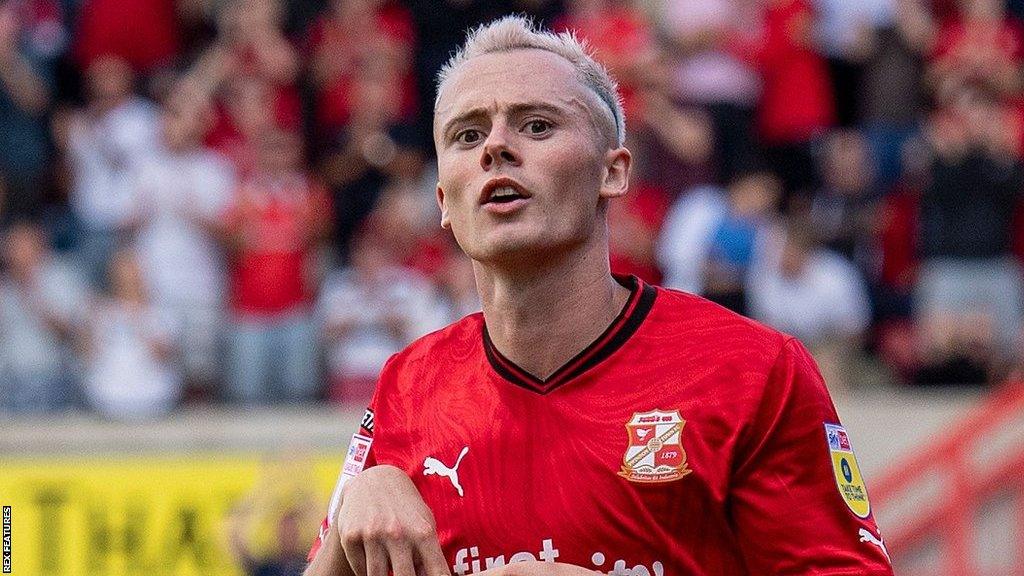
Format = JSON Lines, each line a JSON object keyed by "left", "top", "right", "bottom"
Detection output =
{"left": 311, "top": 276, "right": 894, "bottom": 575}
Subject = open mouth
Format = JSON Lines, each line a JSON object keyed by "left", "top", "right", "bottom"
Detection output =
{"left": 486, "top": 186, "right": 526, "bottom": 204}
{"left": 480, "top": 178, "right": 531, "bottom": 206}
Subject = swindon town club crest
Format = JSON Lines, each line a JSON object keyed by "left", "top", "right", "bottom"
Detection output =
{"left": 619, "top": 409, "right": 692, "bottom": 483}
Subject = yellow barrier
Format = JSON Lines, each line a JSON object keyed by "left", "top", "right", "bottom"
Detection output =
{"left": 0, "top": 454, "right": 340, "bottom": 576}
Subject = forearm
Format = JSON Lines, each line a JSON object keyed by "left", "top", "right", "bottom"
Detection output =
{"left": 304, "top": 521, "right": 356, "bottom": 576}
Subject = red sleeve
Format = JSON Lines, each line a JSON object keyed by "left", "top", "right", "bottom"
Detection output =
{"left": 306, "top": 516, "right": 330, "bottom": 563}
{"left": 307, "top": 357, "right": 394, "bottom": 562}
{"left": 305, "top": 401, "right": 379, "bottom": 563}
{"left": 730, "top": 338, "right": 894, "bottom": 575}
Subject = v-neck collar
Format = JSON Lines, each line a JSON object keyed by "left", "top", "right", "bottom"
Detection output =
{"left": 482, "top": 275, "right": 657, "bottom": 395}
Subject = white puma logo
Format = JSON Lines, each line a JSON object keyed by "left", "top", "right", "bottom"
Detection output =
{"left": 423, "top": 446, "right": 469, "bottom": 497}
{"left": 859, "top": 528, "right": 891, "bottom": 563}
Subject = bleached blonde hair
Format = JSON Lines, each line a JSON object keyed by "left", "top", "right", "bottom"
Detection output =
{"left": 435, "top": 15, "right": 626, "bottom": 148}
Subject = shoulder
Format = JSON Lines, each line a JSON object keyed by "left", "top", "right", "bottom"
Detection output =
{"left": 641, "top": 284, "right": 821, "bottom": 410}
{"left": 648, "top": 289, "right": 834, "bottom": 418}
{"left": 647, "top": 285, "right": 788, "bottom": 361}
{"left": 629, "top": 284, "right": 835, "bottom": 460}
{"left": 366, "top": 313, "right": 482, "bottom": 441}
{"left": 379, "top": 312, "right": 483, "bottom": 382}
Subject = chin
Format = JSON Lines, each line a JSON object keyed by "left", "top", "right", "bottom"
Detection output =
{"left": 467, "top": 229, "right": 587, "bottom": 266}
{"left": 466, "top": 240, "right": 542, "bottom": 264}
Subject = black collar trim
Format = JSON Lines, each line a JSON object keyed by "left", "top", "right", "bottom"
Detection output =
{"left": 482, "top": 275, "right": 656, "bottom": 394}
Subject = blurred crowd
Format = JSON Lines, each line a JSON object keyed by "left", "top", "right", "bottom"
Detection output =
{"left": 1, "top": 0, "right": 1022, "bottom": 419}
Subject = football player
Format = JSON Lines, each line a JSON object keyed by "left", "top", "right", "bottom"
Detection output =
{"left": 306, "top": 15, "right": 893, "bottom": 576}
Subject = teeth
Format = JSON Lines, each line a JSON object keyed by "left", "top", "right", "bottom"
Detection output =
{"left": 487, "top": 186, "right": 520, "bottom": 201}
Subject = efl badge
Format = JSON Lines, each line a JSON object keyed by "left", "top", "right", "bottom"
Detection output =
{"left": 825, "top": 423, "right": 871, "bottom": 518}
{"left": 327, "top": 432, "right": 373, "bottom": 525}
{"left": 619, "top": 409, "right": 692, "bottom": 483}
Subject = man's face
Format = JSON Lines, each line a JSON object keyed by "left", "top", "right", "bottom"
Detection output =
{"left": 434, "top": 49, "right": 628, "bottom": 266}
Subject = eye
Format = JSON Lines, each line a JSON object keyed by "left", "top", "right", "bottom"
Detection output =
{"left": 455, "top": 129, "right": 482, "bottom": 145}
{"left": 524, "top": 119, "right": 552, "bottom": 135}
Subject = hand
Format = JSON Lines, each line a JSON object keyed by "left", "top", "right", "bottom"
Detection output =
{"left": 337, "top": 465, "right": 451, "bottom": 576}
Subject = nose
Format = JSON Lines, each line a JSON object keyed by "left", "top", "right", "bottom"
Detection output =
{"left": 480, "top": 123, "right": 522, "bottom": 170}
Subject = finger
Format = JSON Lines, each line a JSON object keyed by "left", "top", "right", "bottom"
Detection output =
{"left": 341, "top": 531, "right": 368, "bottom": 576}
{"left": 366, "top": 540, "right": 390, "bottom": 576}
{"left": 386, "top": 540, "right": 417, "bottom": 576}
{"left": 415, "top": 534, "right": 452, "bottom": 576}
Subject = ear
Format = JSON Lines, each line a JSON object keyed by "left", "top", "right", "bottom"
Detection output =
{"left": 436, "top": 183, "right": 451, "bottom": 229}
{"left": 598, "top": 147, "right": 631, "bottom": 201}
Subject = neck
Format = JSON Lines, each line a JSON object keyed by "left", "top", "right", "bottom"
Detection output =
{"left": 475, "top": 236, "right": 630, "bottom": 381}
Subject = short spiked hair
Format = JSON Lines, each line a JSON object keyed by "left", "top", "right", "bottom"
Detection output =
{"left": 435, "top": 15, "right": 625, "bottom": 148}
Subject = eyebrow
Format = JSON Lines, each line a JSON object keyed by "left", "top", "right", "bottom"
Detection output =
{"left": 440, "top": 102, "right": 567, "bottom": 140}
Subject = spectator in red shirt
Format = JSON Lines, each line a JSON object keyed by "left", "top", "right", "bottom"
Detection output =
{"left": 305, "top": 0, "right": 416, "bottom": 141}
{"left": 74, "top": 0, "right": 179, "bottom": 73}
{"left": 737, "top": 0, "right": 836, "bottom": 199}
{"left": 186, "top": 0, "right": 301, "bottom": 175}
{"left": 928, "top": 0, "right": 1024, "bottom": 154}
{"left": 554, "top": 0, "right": 655, "bottom": 125}
{"left": 205, "top": 76, "right": 289, "bottom": 177}
{"left": 928, "top": 0, "right": 1024, "bottom": 100}
{"left": 219, "top": 128, "right": 332, "bottom": 404}
{"left": 212, "top": 0, "right": 300, "bottom": 90}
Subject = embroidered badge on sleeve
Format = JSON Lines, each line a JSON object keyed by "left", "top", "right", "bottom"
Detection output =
{"left": 825, "top": 423, "right": 871, "bottom": 518}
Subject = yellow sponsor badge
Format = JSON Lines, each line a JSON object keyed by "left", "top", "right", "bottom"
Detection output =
{"left": 824, "top": 423, "right": 871, "bottom": 518}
